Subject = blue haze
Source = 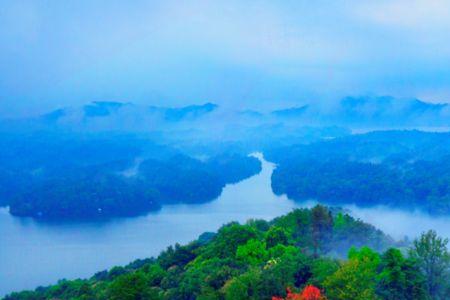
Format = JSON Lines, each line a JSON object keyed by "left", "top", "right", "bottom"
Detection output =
{"left": 1, "top": 0, "right": 450, "bottom": 117}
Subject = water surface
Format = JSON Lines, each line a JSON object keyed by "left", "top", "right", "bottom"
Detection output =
{"left": 2, "top": 155, "right": 450, "bottom": 296}
{"left": 0, "top": 155, "right": 298, "bottom": 296}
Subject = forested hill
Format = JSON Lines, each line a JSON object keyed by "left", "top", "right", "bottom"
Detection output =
{"left": 10, "top": 205, "right": 450, "bottom": 300}
{"left": 269, "top": 130, "right": 450, "bottom": 215}
{"left": 0, "top": 132, "right": 261, "bottom": 220}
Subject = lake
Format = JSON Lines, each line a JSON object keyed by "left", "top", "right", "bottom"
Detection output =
{"left": 0, "top": 154, "right": 299, "bottom": 296}
{"left": 2, "top": 154, "right": 450, "bottom": 296}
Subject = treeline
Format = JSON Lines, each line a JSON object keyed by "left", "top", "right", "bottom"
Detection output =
{"left": 266, "top": 130, "right": 450, "bottom": 164}
{"left": 269, "top": 130, "right": 450, "bottom": 215}
{"left": 0, "top": 132, "right": 261, "bottom": 219}
{"left": 4, "top": 205, "right": 422, "bottom": 300}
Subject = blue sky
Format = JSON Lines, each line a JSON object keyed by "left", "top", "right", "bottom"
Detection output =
{"left": 1, "top": 0, "right": 450, "bottom": 117}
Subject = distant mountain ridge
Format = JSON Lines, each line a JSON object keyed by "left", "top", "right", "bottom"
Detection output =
{"left": 148, "top": 102, "right": 218, "bottom": 121}
{"left": 267, "top": 96, "right": 450, "bottom": 127}
{"left": 271, "top": 105, "right": 309, "bottom": 118}
{"left": 23, "top": 95, "right": 450, "bottom": 130}
{"left": 83, "top": 101, "right": 131, "bottom": 118}
{"left": 335, "top": 96, "right": 449, "bottom": 126}
{"left": 40, "top": 101, "right": 219, "bottom": 124}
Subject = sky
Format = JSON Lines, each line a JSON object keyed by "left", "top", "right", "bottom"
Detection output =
{"left": 1, "top": 0, "right": 450, "bottom": 117}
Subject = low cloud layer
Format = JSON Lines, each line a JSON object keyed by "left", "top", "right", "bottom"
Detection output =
{"left": 1, "top": 0, "right": 450, "bottom": 117}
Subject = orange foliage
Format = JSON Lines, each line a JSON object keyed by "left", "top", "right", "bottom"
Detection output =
{"left": 272, "top": 286, "right": 325, "bottom": 300}
{"left": 300, "top": 285, "right": 324, "bottom": 300}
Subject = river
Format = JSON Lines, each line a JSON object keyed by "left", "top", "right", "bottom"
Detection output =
{"left": 2, "top": 154, "right": 450, "bottom": 296}
{"left": 0, "top": 154, "right": 298, "bottom": 296}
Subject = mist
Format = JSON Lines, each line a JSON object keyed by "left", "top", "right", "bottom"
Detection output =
{"left": 348, "top": 205, "right": 450, "bottom": 240}
{"left": 2, "top": 0, "right": 450, "bottom": 118}
{"left": 5, "top": 2, "right": 450, "bottom": 299}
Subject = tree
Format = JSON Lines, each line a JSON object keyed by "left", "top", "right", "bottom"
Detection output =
{"left": 273, "top": 209, "right": 312, "bottom": 249}
{"left": 259, "top": 247, "right": 308, "bottom": 299}
{"left": 236, "top": 239, "right": 268, "bottom": 266}
{"left": 272, "top": 286, "right": 325, "bottom": 300}
{"left": 409, "top": 230, "right": 450, "bottom": 299}
{"left": 205, "top": 223, "right": 257, "bottom": 259}
{"left": 309, "top": 258, "right": 339, "bottom": 287}
{"left": 108, "top": 272, "right": 160, "bottom": 300}
{"left": 223, "top": 268, "right": 261, "bottom": 300}
{"left": 300, "top": 285, "right": 325, "bottom": 300}
{"left": 266, "top": 226, "right": 289, "bottom": 248}
{"left": 324, "top": 247, "right": 380, "bottom": 300}
{"left": 77, "top": 282, "right": 94, "bottom": 299}
{"left": 311, "top": 205, "right": 333, "bottom": 257}
{"left": 272, "top": 287, "right": 301, "bottom": 300}
{"left": 377, "top": 248, "right": 429, "bottom": 300}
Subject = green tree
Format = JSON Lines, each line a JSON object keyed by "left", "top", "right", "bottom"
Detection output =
{"left": 324, "top": 247, "right": 380, "bottom": 300}
{"left": 311, "top": 205, "right": 333, "bottom": 257}
{"left": 265, "top": 226, "right": 289, "bottom": 248}
{"left": 409, "top": 230, "right": 450, "bottom": 299}
{"left": 222, "top": 268, "right": 261, "bottom": 300}
{"left": 273, "top": 209, "right": 312, "bottom": 249}
{"left": 205, "top": 223, "right": 257, "bottom": 259}
{"left": 77, "top": 282, "right": 94, "bottom": 299}
{"left": 236, "top": 239, "right": 268, "bottom": 266}
{"left": 142, "top": 264, "right": 166, "bottom": 286}
{"left": 262, "top": 245, "right": 312, "bottom": 297}
{"left": 333, "top": 212, "right": 347, "bottom": 230}
{"left": 377, "top": 248, "right": 429, "bottom": 300}
{"left": 309, "top": 258, "right": 339, "bottom": 287}
{"left": 108, "top": 272, "right": 160, "bottom": 300}
{"left": 177, "top": 257, "right": 238, "bottom": 297}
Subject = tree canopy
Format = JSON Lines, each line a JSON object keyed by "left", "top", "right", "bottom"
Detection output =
{"left": 7, "top": 206, "right": 447, "bottom": 300}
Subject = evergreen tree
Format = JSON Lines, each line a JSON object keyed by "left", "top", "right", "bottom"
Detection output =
{"left": 311, "top": 205, "right": 333, "bottom": 257}
{"left": 377, "top": 248, "right": 429, "bottom": 300}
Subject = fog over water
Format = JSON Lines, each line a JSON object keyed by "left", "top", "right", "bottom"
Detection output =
{"left": 1, "top": 154, "right": 450, "bottom": 296}
{"left": 347, "top": 205, "right": 450, "bottom": 240}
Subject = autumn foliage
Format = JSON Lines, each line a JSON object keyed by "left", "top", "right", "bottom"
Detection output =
{"left": 272, "top": 286, "right": 325, "bottom": 300}
{"left": 300, "top": 285, "right": 325, "bottom": 300}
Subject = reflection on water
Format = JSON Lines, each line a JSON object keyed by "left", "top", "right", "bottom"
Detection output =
{"left": 2, "top": 154, "right": 450, "bottom": 296}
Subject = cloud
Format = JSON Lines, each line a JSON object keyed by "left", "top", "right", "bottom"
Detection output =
{"left": 1, "top": 0, "right": 450, "bottom": 117}
{"left": 105, "top": 0, "right": 358, "bottom": 69}
{"left": 354, "top": 0, "right": 450, "bottom": 30}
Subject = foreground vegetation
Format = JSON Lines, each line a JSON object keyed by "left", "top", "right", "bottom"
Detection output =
{"left": 6, "top": 205, "right": 450, "bottom": 300}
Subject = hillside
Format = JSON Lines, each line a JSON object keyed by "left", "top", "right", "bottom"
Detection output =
{"left": 0, "top": 132, "right": 261, "bottom": 220}
{"left": 268, "top": 130, "right": 450, "bottom": 215}
{"left": 7, "top": 205, "right": 448, "bottom": 300}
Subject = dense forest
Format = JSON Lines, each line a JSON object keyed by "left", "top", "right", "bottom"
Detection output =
{"left": 269, "top": 130, "right": 450, "bottom": 215}
{"left": 6, "top": 205, "right": 450, "bottom": 300}
{"left": 0, "top": 131, "right": 261, "bottom": 219}
{"left": 5, "top": 129, "right": 450, "bottom": 218}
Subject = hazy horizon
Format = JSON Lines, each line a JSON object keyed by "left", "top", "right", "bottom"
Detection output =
{"left": 2, "top": 0, "right": 450, "bottom": 117}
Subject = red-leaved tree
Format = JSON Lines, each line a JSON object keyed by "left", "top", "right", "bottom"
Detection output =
{"left": 300, "top": 285, "right": 324, "bottom": 300}
{"left": 272, "top": 286, "right": 325, "bottom": 300}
